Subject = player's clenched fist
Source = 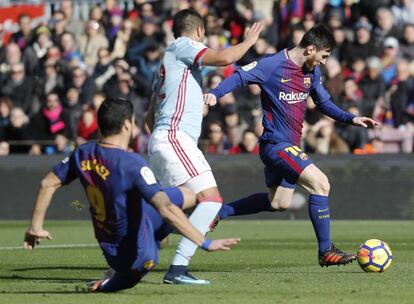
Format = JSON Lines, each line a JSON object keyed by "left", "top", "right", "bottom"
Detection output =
{"left": 203, "top": 93, "right": 217, "bottom": 106}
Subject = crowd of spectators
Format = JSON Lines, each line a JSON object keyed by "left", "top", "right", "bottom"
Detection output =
{"left": 1, "top": 0, "right": 414, "bottom": 156}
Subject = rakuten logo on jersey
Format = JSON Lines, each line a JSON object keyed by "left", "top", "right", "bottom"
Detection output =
{"left": 279, "top": 92, "right": 309, "bottom": 104}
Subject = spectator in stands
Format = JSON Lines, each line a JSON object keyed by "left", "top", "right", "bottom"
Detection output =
{"left": 103, "top": 58, "right": 129, "bottom": 97}
{"left": 60, "top": 32, "right": 83, "bottom": 66}
{"left": 343, "top": 20, "right": 381, "bottom": 65}
{"left": 0, "top": 62, "right": 36, "bottom": 115}
{"left": 61, "top": 0, "right": 84, "bottom": 38}
{"left": 4, "top": 107, "right": 31, "bottom": 153}
{"left": 29, "top": 92, "right": 72, "bottom": 143}
{"left": 10, "top": 14, "right": 33, "bottom": 50}
{"left": 391, "top": 0, "right": 414, "bottom": 29}
{"left": 105, "top": 7, "right": 123, "bottom": 43}
{"left": 0, "top": 141, "right": 9, "bottom": 156}
{"left": 339, "top": 78, "right": 364, "bottom": 109}
{"left": 400, "top": 23, "right": 414, "bottom": 60}
{"left": 134, "top": 42, "right": 162, "bottom": 98}
{"left": 110, "top": 19, "right": 135, "bottom": 60}
{"left": 360, "top": 57, "right": 386, "bottom": 117}
{"left": 77, "top": 107, "right": 99, "bottom": 144}
{"left": 93, "top": 48, "right": 115, "bottom": 90}
{"left": 127, "top": 17, "right": 165, "bottom": 65}
{"left": 389, "top": 58, "right": 414, "bottom": 127}
{"left": 323, "top": 57, "right": 345, "bottom": 104}
{"left": 114, "top": 72, "right": 146, "bottom": 125}
{"left": 70, "top": 67, "right": 96, "bottom": 105}
{"left": 331, "top": 26, "right": 348, "bottom": 63}
{"left": 228, "top": 129, "right": 259, "bottom": 155}
{"left": 223, "top": 103, "right": 248, "bottom": 147}
{"left": 0, "top": 97, "right": 12, "bottom": 140}
{"left": 201, "top": 120, "right": 230, "bottom": 154}
{"left": 0, "top": 24, "right": 5, "bottom": 69}
{"left": 78, "top": 20, "right": 109, "bottom": 70}
{"left": 374, "top": 7, "right": 402, "bottom": 43}
{"left": 0, "top": 43, "right": 22, "bottom": 79}
{"left": 36, "top": 59, "right": 66, "bottom": 101}
{"left": 305, "top": 117, "right": 350, "bottom": 155}
{"left": 336, "top": 105, "right": 369, "bottom": 152}
{"left": 89, "top": 5, "right": 105, "bottom": 27}
{"left": 49, "top": 10, "right": 67, "bottom": 44}
{"left": 381, "top": 37, "right": 401, "bottom": 85}
{"left": 23, "top": 26, "right": 53, "bottom": 76}
{"left": 233, "top": 84, "right": 262, "bottom": 129}
{"left": 64, "top": 87, "right": 83, "bottom": 139}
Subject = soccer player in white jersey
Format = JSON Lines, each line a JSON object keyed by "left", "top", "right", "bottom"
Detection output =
{"left": 145, "top": 9, "right": 263, "bottom": 284}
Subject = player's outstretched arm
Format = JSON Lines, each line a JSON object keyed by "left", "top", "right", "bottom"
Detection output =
{"left": 150, "top": 191, "right": 240, "bottom": 251}
{"left": 201, "top": 22, "right": 263, "bottom": 66}
{"left": 23, "top": 172, "right": 62, "bottom": 249}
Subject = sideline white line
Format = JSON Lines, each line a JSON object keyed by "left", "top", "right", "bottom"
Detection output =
{"left": 0, "top": 243, "right": 99, "bottom": 251}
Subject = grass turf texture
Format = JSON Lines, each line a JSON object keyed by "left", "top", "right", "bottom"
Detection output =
{"left": 0, "top": 220, "right": 413, "bottom": 304}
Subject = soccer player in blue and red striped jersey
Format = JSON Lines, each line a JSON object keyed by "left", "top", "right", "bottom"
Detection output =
{"left": 205, "top": 24, "right": 380, "bottom": 267}
{"left": 23, "top": 97, "right": 240, "bottom": 292}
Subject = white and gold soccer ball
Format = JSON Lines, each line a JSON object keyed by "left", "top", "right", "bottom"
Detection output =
{"left": 357, "top": 239, "right": 393, "bottom": 273}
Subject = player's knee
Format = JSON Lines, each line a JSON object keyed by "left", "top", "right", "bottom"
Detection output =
{"left": 196, "top": 187, "right": 223, "bottom": 204}
{"left": 270, "top": 198, "right": 290, "bottom": 211}
{"left": 312, "top": 175, "right": 330, "bottom": 195}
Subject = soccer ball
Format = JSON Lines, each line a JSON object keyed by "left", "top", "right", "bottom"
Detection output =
{"left": 357, "top": 239, "right": 393, "bottom": 273}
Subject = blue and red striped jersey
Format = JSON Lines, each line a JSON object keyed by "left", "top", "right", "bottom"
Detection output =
{"left": 210, "top": 49, "right": 354, "bottom": 146}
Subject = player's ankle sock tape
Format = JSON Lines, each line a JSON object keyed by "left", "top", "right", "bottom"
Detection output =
{"left": 308, "top": 194, "right": 331, "bottom": 254}
{"left": 219, "top": 193, "right": 270, "bottom": 219}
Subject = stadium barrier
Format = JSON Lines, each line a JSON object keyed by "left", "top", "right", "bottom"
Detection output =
{"left": 0, "top": 154, "right": 413, "bottom": 220}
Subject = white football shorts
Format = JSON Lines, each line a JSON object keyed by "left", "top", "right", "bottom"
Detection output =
{"left": 149, "top": 129, "right": 216, "bottom": 192}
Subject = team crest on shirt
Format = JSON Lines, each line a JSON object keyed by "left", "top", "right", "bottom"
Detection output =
{"left": 303, "top": 77, "right": 311, "bottom": 88}
{"left": 241, "top": 61, "right": 257, "bottom": 71}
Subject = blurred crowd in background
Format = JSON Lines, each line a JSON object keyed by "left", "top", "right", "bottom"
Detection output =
{"left": 1, "top": 0, "right": 414, "bottom": 156}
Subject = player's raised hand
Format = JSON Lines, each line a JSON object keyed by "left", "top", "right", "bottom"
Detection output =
{"left": 244, "top": 22, "right": 264, "bottom": 45}
{"left": 204, "top": 93, "right": 217, "bottom": 106}
{"left": 352, "top": 116, "right": 381, "bottom": 128}
{"left": 23, "top": 229, "right": 53, "bottom": 250}
{"left": 207, "top": 238, "right": 241, "bottom": 251}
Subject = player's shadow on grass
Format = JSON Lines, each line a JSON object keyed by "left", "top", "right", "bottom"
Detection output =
{"left": 0, "top": 275, "right": 95, "bottom": 283}
{"left": 0, "top": 291, "right": 87, "bottom": 295}
{"left": 12, "top": 266, "right": 107, "bottom": 272}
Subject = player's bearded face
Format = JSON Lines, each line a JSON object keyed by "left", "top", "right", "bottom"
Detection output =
{"left": 305, "top": 48, "right": 331, "bottom": 70}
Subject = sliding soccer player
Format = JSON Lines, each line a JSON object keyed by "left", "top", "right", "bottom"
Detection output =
{"left": 23, "top": 97, "right": 239, "bottom": 292}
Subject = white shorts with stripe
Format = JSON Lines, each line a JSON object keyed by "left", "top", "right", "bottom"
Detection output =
{"left": 149, "top": 129, "right": 213, "bottom": 188}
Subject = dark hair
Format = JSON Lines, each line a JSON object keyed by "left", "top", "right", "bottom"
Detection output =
{"left": 97, "top": 97, "right": 134, "bottom": 137}
{"left": 299, "top": 23, "right": 336, "bottom": 51}
{"left": 172, "top": 9, "right": 204, "bottom": 39}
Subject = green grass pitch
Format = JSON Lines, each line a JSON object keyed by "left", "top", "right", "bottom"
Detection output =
{"left": 0, "top": 220, "right": 413, "bottom": 304}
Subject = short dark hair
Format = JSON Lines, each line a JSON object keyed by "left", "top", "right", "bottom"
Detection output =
{"left": 299, "top": 23, "right": 336, "bottom": 51}
{"left": 172, "top": 9, "right": 204, "bottom": 39}
{"left": 97, "top": 97, "right": 134, "bottom": 137}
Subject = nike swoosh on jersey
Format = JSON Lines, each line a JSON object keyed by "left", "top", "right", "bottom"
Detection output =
{"left": 286, "top": 100, "right": 305, "bottom": 104}
{"left": 281, "top": 78, "right": 292, "bottom": 83}
{"left": 318, "top": 208, "right": 329, "bottom": 213}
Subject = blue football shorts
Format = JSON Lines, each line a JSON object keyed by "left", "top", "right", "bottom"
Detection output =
{"left": 259, "top": 141, "right": 313, "bottom": 189}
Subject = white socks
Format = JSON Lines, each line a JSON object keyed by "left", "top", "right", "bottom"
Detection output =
{"left": 171, "top": 201, "right": 222, "bottom": 266}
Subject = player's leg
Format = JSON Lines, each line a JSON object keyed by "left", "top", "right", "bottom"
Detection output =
{"left": 297, "top": 165, "right": 356, "bottom": 266}
{"left": 164, "top": 171, "right": 221, "bottom": 285}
